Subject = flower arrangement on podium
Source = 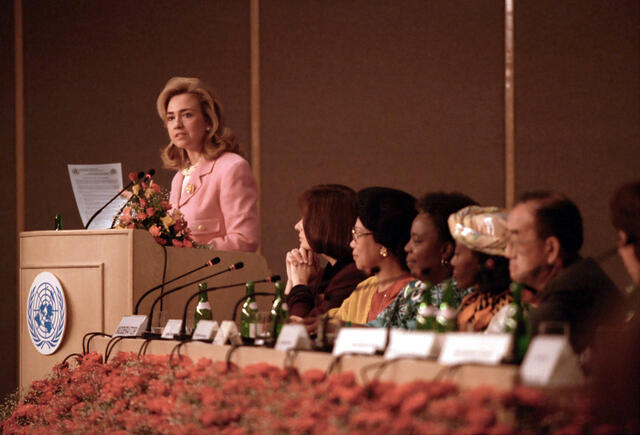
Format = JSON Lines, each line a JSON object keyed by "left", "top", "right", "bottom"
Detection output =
{"left": 113, "top": 172, "right": 195, "bottom": 247}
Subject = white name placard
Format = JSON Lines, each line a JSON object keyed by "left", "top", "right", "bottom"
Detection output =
{"left": 333, "top": 327, "right": 387, "bottom": 357}
{"left": 113, "top": 315, "right": 148, "bottom": 337}
{"left": 520, "top": 336, "right": 585, "bottom": 387}
{"left": 275, "top": 324, "right": 312, "bottom": 351}
{"left": 213, "top": 321, "right": 243, "bottom": 345}
{"left": 161, "top": 319, "right": 183, "bottom": 340}
{"left": 193, "top": 320, "right": 219, "bottom": 341}
{"left": 438, "top": 333, "right": 512, "bottom": 366}
{"left": 384, "top": 329, "right": 437, "bottom": 360}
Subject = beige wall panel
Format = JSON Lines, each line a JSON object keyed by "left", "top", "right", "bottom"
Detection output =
{"left": 514, "top": 0, "right": 640, "bottom": 289}
{"left": 23, "top": 0, "right": 251, "bottom": 232}
{"left": 260, "top": 0, "right": 505, "bottom": 275}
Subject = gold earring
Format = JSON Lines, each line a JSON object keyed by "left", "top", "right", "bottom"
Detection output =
{"left": 441, "top": 257, "right": 449, "bottom": 266}
{"left": 380, "top": 247, "right": 388, "bottom": 257}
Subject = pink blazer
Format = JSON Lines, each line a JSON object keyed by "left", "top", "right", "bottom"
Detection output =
{"left": 169, "top": 152, "right": 260, "bottom": 252}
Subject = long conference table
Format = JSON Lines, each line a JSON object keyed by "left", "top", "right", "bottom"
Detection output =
{"left": 91, "top": 337, "right": 520, "bottom": 390}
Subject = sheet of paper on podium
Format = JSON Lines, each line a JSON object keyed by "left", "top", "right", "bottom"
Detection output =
{"left": 68, "top": 163, "right": 128, "bottom": 229}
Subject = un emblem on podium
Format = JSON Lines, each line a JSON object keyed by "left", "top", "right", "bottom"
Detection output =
{"left": 27, "top": 272, "right": 67, "bottom": 355}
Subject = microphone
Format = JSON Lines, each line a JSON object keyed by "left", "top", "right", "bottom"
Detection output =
{"left": 143, "top": 262, "right": 244, "bottom": 337}
{"left": 134, "top": 257, "right": 220, "bottom": 314}
{"left": 179, "top": 274, "right": 281, "bottom": 338}
{"left": 85, "top": 170, "right": 149, "bottom": 229}
{"left": 141, "top": 168, "right": 156, "bottom": 180}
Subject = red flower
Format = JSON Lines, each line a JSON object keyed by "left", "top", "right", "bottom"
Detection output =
{"left": 400, "top": 391, "right": 430, "bottom": 414}
{"left": 466, "top": 407, "right": 496, "bottom": 428}
{"left": 302, "top": 368, "right": 325, "bottom": 384}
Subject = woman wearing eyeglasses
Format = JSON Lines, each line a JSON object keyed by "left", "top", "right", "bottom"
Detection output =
{"left": 327, "top": 187, "right": 416, "bottom": 324}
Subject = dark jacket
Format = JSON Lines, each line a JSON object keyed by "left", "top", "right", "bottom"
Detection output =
{"left": 286, "top": 259, "right": 366, "bottom": 318}
{"left": 529, "top": 256, "right": 623, "bottom": 353}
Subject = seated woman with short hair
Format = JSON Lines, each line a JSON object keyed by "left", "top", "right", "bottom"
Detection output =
{"left": 285, "top": 185, "right": 367, "bottom": 319}
{"left": 328, "top": 187, "right": 416, "bottom": 324}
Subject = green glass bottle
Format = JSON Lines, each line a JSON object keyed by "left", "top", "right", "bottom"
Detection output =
{"left": 415, "top": 281, "right": 437, "bottom": 331}
{"left": 435, "top": 281, "right": 458, "bottom": 332}
{"left": 270, "top": 281, "right": 290, "bottom": 339}
{"left": 194, "top": 282, "right": 212, "bottom": 330}
{"left": 504, "top": 282, "right": 530, "bottom": 363}
{"left": 240, "top": 281, "right": 259, "bottom": 344}
{"left": 54, "top": 214, "right": 63, "bottom": 231}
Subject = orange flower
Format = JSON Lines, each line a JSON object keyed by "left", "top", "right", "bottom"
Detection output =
{"left": 148, "top": 225, "right": 162, "bottom": 237}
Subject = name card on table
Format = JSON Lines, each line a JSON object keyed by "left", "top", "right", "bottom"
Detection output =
{"left": 438, "top": 333, "right": 512, "bottom": 366}
{"left": 161, "top": 319, "right": 183, "bottom": 339}
{"left": 113, "top": 315, "right": 148, "bottom": 337}
{"left": 275, "top": 324, "right": 312, "bottom": 351}
{"left": 520, "top": 336, "right": 585, "bottom": 387}
{"left": 384, "top": 329, "right": 437, "bottom": 360}
{"left": 193, "top": 320, "right": 219, "bottom": 341}
{"left": 213, "top": 321, "right": 243, "bottom": 346}
{"left": 333, "top": 327, "right": 387, "bottom": 357}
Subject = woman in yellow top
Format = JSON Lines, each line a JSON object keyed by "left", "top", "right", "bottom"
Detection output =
{"left": 328, "top": 187, "right": 416, "bottom": 324}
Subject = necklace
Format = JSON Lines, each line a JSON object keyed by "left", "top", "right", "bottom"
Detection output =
{"left": 181, "top": 159, "right": 201, "bottom": 177}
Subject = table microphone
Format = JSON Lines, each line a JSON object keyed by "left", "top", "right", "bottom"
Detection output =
{"left": 85, "top": 169, "right": 148, "bottom": 229}
{"left": 134, "top": 256, "right": 221, "bottom": 314}
{"left": 178, "top": 274, "right": 281, "bottom": 339}
{"left": 143, "top": 262, "right": 244, "bottom": 338}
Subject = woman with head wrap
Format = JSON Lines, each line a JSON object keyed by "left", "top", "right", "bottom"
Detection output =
{"left": 327, "top": 187, "right": 417, "bottom": 324}
{"left": 448, "top": 206, "right": 513, "bottom": 331}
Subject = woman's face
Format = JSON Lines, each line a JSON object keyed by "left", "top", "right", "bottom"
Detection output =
{"left": 404, "top": 212, "right": 447, "bottom": 282}
{"left": 618, "top": 230, "right": 640, "bottom": 285}
{"left": 451, "top": 242, "right": 481, "bottom": 289}
{"left": 350, "top": 218, "right": 381, "bottom": 273}
{"left": 165, "top": 93, "right": 211, "bottom": 155}
{"left": 294, "top": 219, "right": 312, "bottom": 251}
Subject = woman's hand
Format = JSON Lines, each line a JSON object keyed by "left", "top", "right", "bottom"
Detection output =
{"left": 290, "top": 314, "right": 320, "bottom": 335}
{"left": 286, "top": 248, "right": 320, "bottom": 287}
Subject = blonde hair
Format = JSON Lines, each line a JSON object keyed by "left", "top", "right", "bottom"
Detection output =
{"left": 157, "top": 77, "right": 241, "bottom": 170}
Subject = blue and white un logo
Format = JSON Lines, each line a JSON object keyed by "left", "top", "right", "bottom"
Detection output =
{"left": 27, "top": 272, "right": 67, "bottom": 355}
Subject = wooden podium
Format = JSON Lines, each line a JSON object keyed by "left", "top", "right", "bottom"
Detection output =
{"left": 19, "top": 229, "right": 273, "bottom": 389}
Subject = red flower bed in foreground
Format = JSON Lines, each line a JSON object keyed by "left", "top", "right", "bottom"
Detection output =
{"left": 0, "top": 352, "right": 628, "bottom": 434}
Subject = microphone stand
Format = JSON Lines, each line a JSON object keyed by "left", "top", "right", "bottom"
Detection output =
{"left": 134, "top": 257, "right": 220, "bottom": 314}
{"left": 142, "top": 262, "right": 243, "bottom": 338}
{"left": 84, "top": 171, "right": 144, "bottom": 229}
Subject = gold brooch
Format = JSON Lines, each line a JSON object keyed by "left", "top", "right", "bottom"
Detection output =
{"left": 185, "top": 184, "right": 195, "bottom": 195}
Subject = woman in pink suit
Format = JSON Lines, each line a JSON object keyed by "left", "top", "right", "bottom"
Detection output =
{"left": 157, "top": 77, "right": 259, "bottom": 251}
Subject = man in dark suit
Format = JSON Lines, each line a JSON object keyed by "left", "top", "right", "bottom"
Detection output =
{"left": 505, "top": 191, "right": 621, "bottom": 354}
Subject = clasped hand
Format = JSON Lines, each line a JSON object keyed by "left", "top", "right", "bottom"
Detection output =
{"left": 285, "top": 248, "right": 320, "bottom": 290}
